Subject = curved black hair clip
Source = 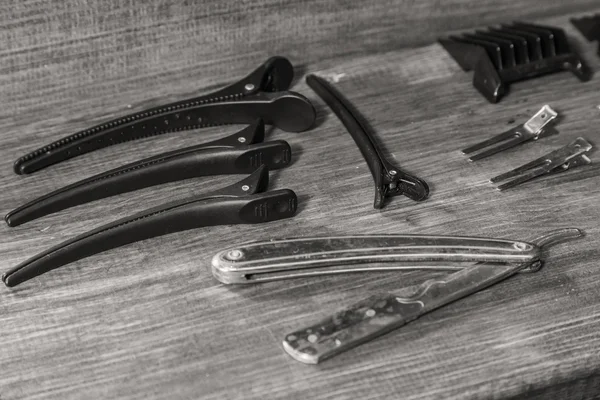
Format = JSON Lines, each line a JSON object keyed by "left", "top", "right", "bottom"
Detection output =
{"left": 2, "top": 166, "right": 298, "bottom": 287}
{"left": 571, "top": 15, "right": 600, "bottom": 56}
{"left": 14, "top": 56, "right": 315, "bottom": 175}
{"left": 306, "top": 74, "right": 429, "bottom": 209}
{"left": 439, "top": 22, "right": 591, "bottom": 103}
{"left": 5, "top": 119, "right": 292, "bottom": 227}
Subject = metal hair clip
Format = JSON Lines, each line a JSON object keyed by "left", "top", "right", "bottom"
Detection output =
{"left": 462, "top": 105, "right": 558, "bottom": 161}
{"left": 306, "top": 74, "right": 429, "bottom": 209}
{"left": 13, "top": 56, "right": 316, "bottom": 175}
{"left": 280, "top": 228, "right": 582, "bottom": 364}
{"left": 571, "top": 15, "right": 600, "bottom": 56}
{"left": 491, "top": 137, "right": 592, "bottom": 191}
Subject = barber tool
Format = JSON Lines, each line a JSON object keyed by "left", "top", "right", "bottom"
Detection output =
{"left": 210, "top": 230, "right": 581, "bottom": 363}
{"left": 5, "top": 119, "right": 291, "bottom": 227}
{"left": 13, "top": 56, "right": 316, "bottom": 175}
{"left": 306, "top": 74, "right": 429, "bottom": 209}
{"left": 571, "top": 15, "right": 600, "bottom": 56}
{"left": 212, "top": 234, "right": 544, "bottom": 284}
{"left": 272, "top": 228, "right": 581, "bottom": 364}
{"left": 491, "top": 137, "right": 592, "bottom": 191}
{"left": 462, "top": 105, "right": 558, "bottom": 161}
{"left": 3, "top": 166, "right": 297, "bottom": 287}
{"left": 439, "top": 22, "right": 591, "bottom": 103}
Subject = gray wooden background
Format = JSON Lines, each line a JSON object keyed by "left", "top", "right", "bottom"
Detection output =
{"left": 2, "top": 1, "right": 600, "bottom": 399}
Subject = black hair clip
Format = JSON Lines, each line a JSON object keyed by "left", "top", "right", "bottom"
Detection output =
{"left": 306, "top": 74, "right": 429, "bottom": 209}
{"left": 439, "top": 22, "right": 591, "bottom": 103}
{"left": 571, "top": 15, "right": 600, "bottom": 56}
{"left": 2, "top": 166, "right": 297, "bottom": 287}
{"left": 14, "top": 56, "right": 316, "bottom": 175}
{"left": 5, "top": 119, "right": 291, "bottom": 227}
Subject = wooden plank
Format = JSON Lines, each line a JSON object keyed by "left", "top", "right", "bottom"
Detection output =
{"left": 2, "top": 0, "right": 599, "bottom": 119}
{"left": 1, "top": 2, "right": 600, "bottom": 399}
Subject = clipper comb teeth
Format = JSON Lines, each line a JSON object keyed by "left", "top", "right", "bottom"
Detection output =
{"left": 440, "top": 22, "right": 591, "bottom": 103}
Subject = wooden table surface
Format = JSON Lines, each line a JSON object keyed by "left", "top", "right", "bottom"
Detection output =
{"left": 2, "top": 1, "right": 600, "bottom": 399}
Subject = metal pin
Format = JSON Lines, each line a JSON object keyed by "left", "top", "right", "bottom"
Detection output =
{"left": 227, "top": 249, "right": 244, "bottom": 260}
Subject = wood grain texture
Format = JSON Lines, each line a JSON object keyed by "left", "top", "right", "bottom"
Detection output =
{"left": 2, "top": 1, "right": 600, "bottom": 399}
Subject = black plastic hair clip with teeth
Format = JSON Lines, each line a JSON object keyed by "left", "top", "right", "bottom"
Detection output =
{"left": 306, "top": 74, "right": 429, "bottom": 209}
{"left": 13, "top": 56, "right": 316, "bottom": 175}
{"left": 462, "top": 105, "right": 558, "bottom": 161}
{"left": 2, "top": 165, "right": 298, "bottom": 287}
{"left": 490, "top": 137, "right": 593, "bottom": 191}
{"left": 5, "top": 119, "right": 292, "bottom": 227}
{"left": 571, "top": 15, "right": 600, "bottom": 56}
{"left": 439, "top": 22, "right": 592, "bottom": 103}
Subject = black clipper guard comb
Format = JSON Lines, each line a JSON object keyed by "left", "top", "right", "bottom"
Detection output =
{"left": 439, "top": 22, "right": 591, "bottom": 103}
{"left": 571, "top": 15, "right": 600, "bottom": 56}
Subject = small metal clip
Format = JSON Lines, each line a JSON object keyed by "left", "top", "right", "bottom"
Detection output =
{"left": 462, "top": 105, "right": 558, "bottom": 161}
{"left": 491, "top": 137, "right": 592, "bottom": 191}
